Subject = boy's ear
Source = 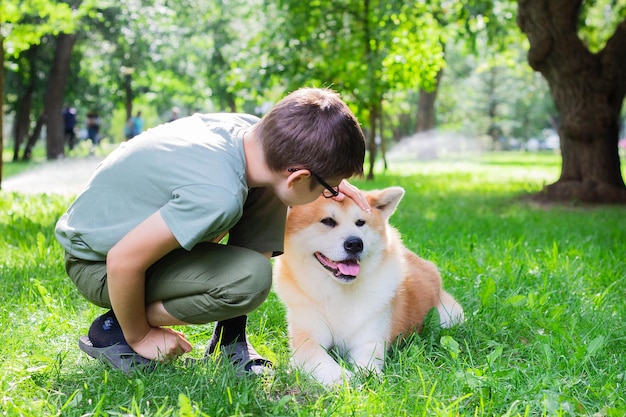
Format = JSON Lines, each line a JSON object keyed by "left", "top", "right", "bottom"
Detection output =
{"left": 286, "top": 169, "right": 311, "bottom": 186}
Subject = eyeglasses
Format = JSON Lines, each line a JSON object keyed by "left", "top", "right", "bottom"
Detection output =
{"left": 287, "top": 168, "right": 340, "bottom": 198}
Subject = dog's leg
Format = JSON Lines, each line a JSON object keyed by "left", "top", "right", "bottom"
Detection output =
{"left": 438, "top": 290, "right": 465, "bottom": 328}
{"left": 291, "top": 337, "right": 353, "bottom": 385}
{"left": 348, "top": 340, "right": 386, "bottom": 376}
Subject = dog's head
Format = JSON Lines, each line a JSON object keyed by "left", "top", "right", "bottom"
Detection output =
{"left": 283, "top": 186, "right": 405, "bottom": 284}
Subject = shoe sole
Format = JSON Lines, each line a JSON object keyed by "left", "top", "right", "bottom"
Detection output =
{"left": 211, "top": 341, "right": 274, "bottom": 377}
{"left": 78, "top": 335, "right": 155, "bottom": 374}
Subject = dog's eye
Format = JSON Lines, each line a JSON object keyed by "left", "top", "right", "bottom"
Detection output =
{"left": 355, "top": 219, "right": 365, "bottom": 227}
{"left": 320, "top": 217, "right": 336, "bottom": 227}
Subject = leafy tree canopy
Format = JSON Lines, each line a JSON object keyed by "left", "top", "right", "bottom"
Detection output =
{"left": 1, "top": 0, "right": 80, "bottom": 55}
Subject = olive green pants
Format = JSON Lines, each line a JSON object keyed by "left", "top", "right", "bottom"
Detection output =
{"left": 65, "top": 242, "right": 272, "bottom": 324}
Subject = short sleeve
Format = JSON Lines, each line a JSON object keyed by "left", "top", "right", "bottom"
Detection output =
{"left": 160, "top": 185, "right": 244, "bottom": 250}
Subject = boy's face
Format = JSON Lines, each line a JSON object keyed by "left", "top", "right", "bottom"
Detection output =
{"left": 277, "top": 170, "right": 343, "bottom": 206}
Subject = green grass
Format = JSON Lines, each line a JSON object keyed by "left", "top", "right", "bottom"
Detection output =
{"left": 1, "top": 152, "right": 625, "bottom": 416}
{"left": 2, "top": 147, "right": 46, "bottom": 178}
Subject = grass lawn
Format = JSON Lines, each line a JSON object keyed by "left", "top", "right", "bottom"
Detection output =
{"left": 1, "top": 152, "right": 624, "bottom": 416}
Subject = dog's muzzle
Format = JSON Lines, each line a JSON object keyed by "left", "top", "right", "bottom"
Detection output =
{"left": 314, "top": 236, "right": 363, "bottom": 282}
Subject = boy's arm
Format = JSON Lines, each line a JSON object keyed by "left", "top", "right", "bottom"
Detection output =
{"left": 106, "top": 210, "right": 192, "bottom": 360}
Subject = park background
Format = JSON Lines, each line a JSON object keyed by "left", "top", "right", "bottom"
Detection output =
{"left": 2, "top": 0, "right": 626, "bottom": 416}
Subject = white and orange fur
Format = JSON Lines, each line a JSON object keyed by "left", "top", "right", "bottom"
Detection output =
{"left": 274, "top": 186, "right": 464, "bottom": 385}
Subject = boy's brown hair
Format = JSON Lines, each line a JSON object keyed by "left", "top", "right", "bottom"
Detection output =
{"left": 252, "top": 88, "right": 365, "bottom": 180}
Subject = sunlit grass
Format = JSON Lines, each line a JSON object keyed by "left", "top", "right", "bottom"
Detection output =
{"left": 1, "top": 152, "right": 624, "bottom": 416}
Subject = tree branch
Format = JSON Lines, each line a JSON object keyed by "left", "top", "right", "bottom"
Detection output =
{"left": 517, "top": 0, "right": 552, "bottom": 69}
{"left": 601, "top": 19, "right": 626, "bottom": 103}
{"left": 517, "top": 0, "right": 587, "bottom": 73}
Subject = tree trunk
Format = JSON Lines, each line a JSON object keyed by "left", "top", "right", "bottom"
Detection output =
{"left": 44, "top": 33, "right": 77, "bottom": 160}
{"left": 12, "top": 81, "right": 35, "bottom": 162}
{"left": 12, "top": 45, "right": 39, "bottom": 161}
{"left": 366, "top": 104, "right": 378, "bottom": 180}
{"left": 23, "top": 113, "right": 46, "bottom": 161}
{"left": 416, "top": 69, "right": 442, "bottom": 132}
{"left": 124, "top": 73, "right": 133, "bottom": 121}
{"left": 518, "top": 0, "right": 626, "bottom": 203}
{"left": 0, "top": 35, "right": 5, "bottom": 190}
{"left": 379, "top": 100, "right": 388, "bottom": 171}
{"left": 227, "top": 93, "right": 237, "bottom": 113}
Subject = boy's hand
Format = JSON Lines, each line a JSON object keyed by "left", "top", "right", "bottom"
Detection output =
{"left": 130, "top": 327, "right": 193, "bottom": 361}
{"left": 334, "top": 180, "right": 371, "bottom": 212}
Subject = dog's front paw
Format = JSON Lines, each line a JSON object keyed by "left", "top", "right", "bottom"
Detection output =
{"left": 293, "top": 356, "right": 353, "bottom": 386}
{"left": 314, "top": 365, "right": 354, "bottom": 386}
{"left": 315, "top": 366, "right": 354, "bottom": 386}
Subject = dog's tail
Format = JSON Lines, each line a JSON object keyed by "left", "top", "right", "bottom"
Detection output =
{"left": 438, "top": 291, "right": 464, "bottom": 328}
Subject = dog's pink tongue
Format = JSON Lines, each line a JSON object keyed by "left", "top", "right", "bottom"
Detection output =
{"left": 337, "top": 262, "right": 360, "bottom": 276}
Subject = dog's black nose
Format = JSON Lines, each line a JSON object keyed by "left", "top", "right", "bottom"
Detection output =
{"left": 344, "top": 237, "right": 363, "bottom": 255}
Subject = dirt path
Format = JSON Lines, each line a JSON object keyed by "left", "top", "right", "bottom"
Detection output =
{"left": 2, "top": 156, "right": 104, "bottom": 196}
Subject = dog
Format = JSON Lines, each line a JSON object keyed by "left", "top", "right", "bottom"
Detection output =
{"left": 274, "top": 186, "right": 464, "bottom": 385}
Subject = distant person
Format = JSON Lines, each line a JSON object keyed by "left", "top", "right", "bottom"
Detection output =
{"left": 132, "top": 111, "right": 145, "bottom": 137}
{"left": 168, "top": 107, "right": 180, "bottom": 123}
{"left": 86, "top": 111, "right": 101, "bottom": 154}
{"left": 125, "top": 111, "right": 145, "bottom": 140}
{"left": 63, "top": 106, "right": 78, "bottom": 150}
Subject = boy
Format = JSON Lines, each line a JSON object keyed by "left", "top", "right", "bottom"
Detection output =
{"left": 55, "top": 88, "right": 369, "bottom": 375}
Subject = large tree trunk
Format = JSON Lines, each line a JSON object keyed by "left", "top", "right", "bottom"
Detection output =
{"left": 44, "top": 33, "right": 77, "bottom": 160}
{"left": 518, "top": 0, "right": 626, "bottom": 204}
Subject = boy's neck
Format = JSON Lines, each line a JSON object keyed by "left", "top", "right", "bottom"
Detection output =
{"left": 242, "top": 130, "right": 275, "bottom": 188}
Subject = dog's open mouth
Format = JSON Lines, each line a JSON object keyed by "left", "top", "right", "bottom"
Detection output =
{"left": 314, "top": 252, "right": 360, "bottom": 282}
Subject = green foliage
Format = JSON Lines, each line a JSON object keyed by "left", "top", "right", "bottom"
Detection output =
{"left": 1, "top": 0, "right": 75, "bottom": 56}
{"left": 578, "top": 0, "right": 626, "bottom": 52}
{"left": 2, "top": 0, "right": 572, "bottom": 156}
{"left": 436, "top": 39, "right": 556, "bottom": 140}
{"left": 264, "top": 0, "right": 446, "bottom": 113}
{"left": 4, "top": 0, "right": 626, "bottom": 155}
{"left": 1, "top": 153, "right": 625, "bottom": 416}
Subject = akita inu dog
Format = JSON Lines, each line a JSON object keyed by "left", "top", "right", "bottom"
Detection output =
{"left": 274, "top": 186, "right": 464, "bottom": 385}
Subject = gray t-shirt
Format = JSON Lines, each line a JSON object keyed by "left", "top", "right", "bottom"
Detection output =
{"left": 55, "top": 113, "right": 284, "bottom": 261}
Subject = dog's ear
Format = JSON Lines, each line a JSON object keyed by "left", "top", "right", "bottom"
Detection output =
{"left": 367, "top": 187, "right": 405, "bottom": 219}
